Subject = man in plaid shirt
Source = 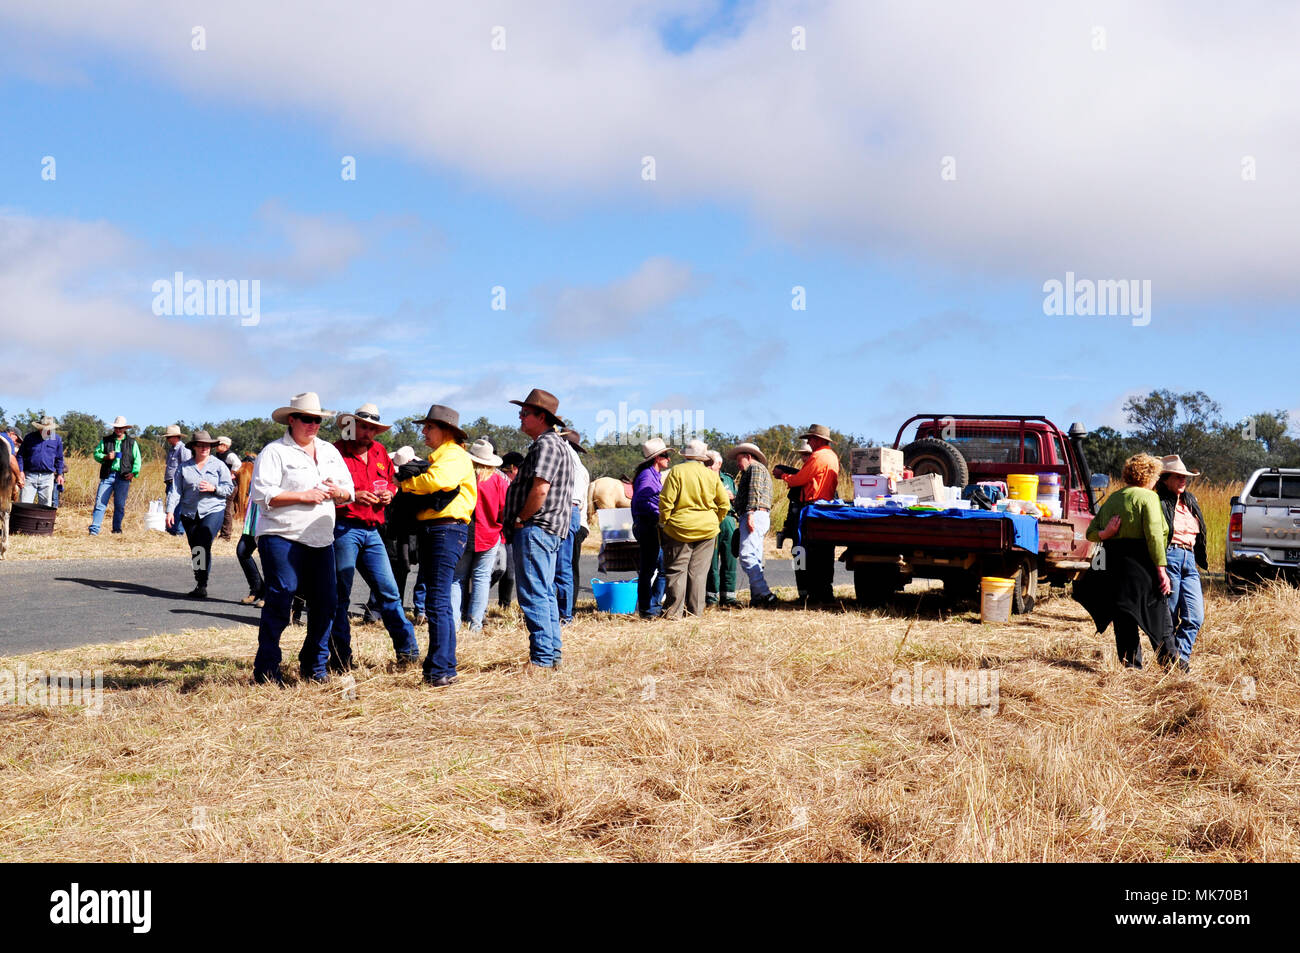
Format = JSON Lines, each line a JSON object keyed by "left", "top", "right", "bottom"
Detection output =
{"left": 503, "top": 388, "right": 575, "bottom": 671}
{"left": 728, "top": 442, "right": 778, "bottom": 607}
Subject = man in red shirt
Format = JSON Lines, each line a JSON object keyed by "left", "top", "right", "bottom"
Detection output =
{"left": 330, "top": 403, "right": 419, "bottom": 671}
{"left": 780, "top": 424, "right": 841, "bottom": 603}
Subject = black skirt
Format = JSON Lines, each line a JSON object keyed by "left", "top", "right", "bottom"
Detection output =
{"left": 1072, "top": 538, "right": 1173, "bottom": 647}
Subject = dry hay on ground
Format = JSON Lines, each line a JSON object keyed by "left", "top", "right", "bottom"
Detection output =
{"left": 1, "top": 579, "right": 1297, "bottom": 861}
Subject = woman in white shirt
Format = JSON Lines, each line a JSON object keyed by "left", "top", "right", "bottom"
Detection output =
{"left": 249, "top": 393, "right": 353, "bottom": 685}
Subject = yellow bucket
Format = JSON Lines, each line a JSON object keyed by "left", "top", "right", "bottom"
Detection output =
{"left": 980, "top": 576, "right": 1015, "bottom": 623}
{"left": 1006, "top": 474, "right": 1039, "bottom": 501}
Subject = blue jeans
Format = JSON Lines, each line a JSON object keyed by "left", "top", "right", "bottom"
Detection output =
{"left": 512, "top": 524, "right": 563, "bottom": 667}
{"left": 1166, "top": 547, "right": 1205, "bottom": 663}
{"left": 633, "top": 517, "right": 667, "bottom": 616}
{"left": 554, "top": 504, "right": 583, "bottom": 623}
{"left": 180, "top": 509, "right": 224, "bottom": 586}
{"left": 413, "top": 568, "right": 426, "bottom": 615}
{"left": 89, "top": 472, "right": 131, "bottom": 534}
{"left": 333, "top": 522, "right": 419, "bottom": 665}
{"left": 255, "top": 535, "right": 338, "bottom": 682}
{"left": 453, "top": 541, "right": 500, "bottom": 631}
{"left": 416, "top": 521, "right": 468, "bottom": 680}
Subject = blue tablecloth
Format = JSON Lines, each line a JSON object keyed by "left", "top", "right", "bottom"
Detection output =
{"left": 801, "top": 501, "right": 1039, "bottom": 552}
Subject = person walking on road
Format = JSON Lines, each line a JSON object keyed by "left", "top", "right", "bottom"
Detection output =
{"left": 166, "top": 430, "right": 234, "bottom": 599}
{"left": 18, "top": 417, "right": 65, "bottom": 507}
{"left": 729, "top": 442, "right": 778, "bottom": 607}
{"left": 250, "top": 393, "right": 354, "bottom": 685}
{"left": 89, "top": 416, "right": 142, "bottom": 535}
{"left": 1156, "top": 455, "right": 1208, "bottom": 672}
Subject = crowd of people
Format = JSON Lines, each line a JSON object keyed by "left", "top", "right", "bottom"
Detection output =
{"left": 0, "top": 402, "right": 1211, "bottom": 683}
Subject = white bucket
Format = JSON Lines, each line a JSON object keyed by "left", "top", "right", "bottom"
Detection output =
{"left": 145, "top": 499, "right": 167, "bottom": 532}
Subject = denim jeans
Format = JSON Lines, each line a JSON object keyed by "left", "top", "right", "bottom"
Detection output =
{"left": 416, "top": 521, "right": 468, "bottom": 680}
{"left": 180, "top": 509, "right": 223, "bottom": 586}
{"left": 738, "top": 510, "right": 772, "bottom": 599}
{"left": 512, "top": 523, "right": 563, "bottom": 667}
{"left": 413, "top": 567, "right": 426, "bottom": 615}
{"left": 89, "top": 472, "right": 132, "bottom": 534}
{"left": 453, "top": 541, "right": 500, "bottom": 631}
{"left": 255, "top": 535, "right": 338, "bottom": 682}
{"left": 1166, "top": 547, "right": 1205, "bottom": 663}
{"left": 554, "top": 504, "right": 583, "bottom": 623}
{"left": 632, "top": 517, "right": 667, "bottom": 616}
{"left": 20, "top": 471, "right": 55, "bottom": 506}
{"left": 333, "top": 522, "right": 419, "bottom": 666}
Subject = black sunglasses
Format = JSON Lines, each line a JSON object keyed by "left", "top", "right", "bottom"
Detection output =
{"left": 291, "top": 414, "right": 323, "bottom": 425}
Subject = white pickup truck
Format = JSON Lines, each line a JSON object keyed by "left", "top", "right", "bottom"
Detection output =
{"left": 1226, "top": 467, "right": 1300, "bottom": 588}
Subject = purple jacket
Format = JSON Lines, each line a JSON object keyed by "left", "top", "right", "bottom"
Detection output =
{"left": 631, "top": 465, "right": 663, "bottom": 521}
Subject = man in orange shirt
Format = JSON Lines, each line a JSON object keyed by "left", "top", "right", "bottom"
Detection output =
{"left": 780, "top": 424, "right": 841, "bottom": 603}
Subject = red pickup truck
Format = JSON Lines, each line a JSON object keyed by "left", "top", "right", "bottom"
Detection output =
{"left": 800, "top": 414, "right": 1101, "bottom": 614}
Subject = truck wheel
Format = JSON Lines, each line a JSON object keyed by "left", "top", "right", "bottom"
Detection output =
{"left": 902, "top": 437, "right": 970, "bottom": 488}
{"left": 1011, "top": 564, "right": 1038, "bottom": 615}
{"left": 855, "top": 567, "right": 900, "bottom": 607}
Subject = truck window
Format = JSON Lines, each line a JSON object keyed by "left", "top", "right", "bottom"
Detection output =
{"left": 943, "top": 430, "right": 1041, "bottom": 465}
{"left": 1249, "top": 475, "right": 1280, "bottom": 499}
{"left": 1284, "top": 476, "right": 1300, "bottom": 498}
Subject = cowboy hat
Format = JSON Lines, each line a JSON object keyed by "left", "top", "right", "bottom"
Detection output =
{"left": 391, "top": 446, "right": 418, "bottom": 467}
{"left": 468, "top": 438, "right": 503, "bottom": 467}
{"left": 337, "top": 402, "right": 392, "bottom": 435}
{"left": 509, "top": 388, "right": 563, "bottom": 428}
{"left": 413, "top": 403, "right": 467, "bottom": 443}
{"left": 34, "top": 416, "right": 58, "bottom": 431}
{"left": 162, "top": 424, "right": 186, "bottom": 439}
{"left": 640, "top": 437, "right": 677, "bottom": 462}
{"left": 111, "top": 415, "right": 133, "bottom": 429}
{"left": 680, "top": 438, "right": 711, "bottom": 462}
{"left": 1160, "top": 454, "right": 1201, "bottom": 478}
{"left": 271, "top": 392, "right": 337, "bottom": 425}
{"left": 798, "top": 424, "right": 834, "bottom": 444}
{"left": 796, "top": 440, "right": 813, "bottom": 454}
{"left": 560, "top": 429, "right": 587, "bottom": 454}
{"left": 726, "top": 442, "right": 769, "bottom": 468}
{"left": 216, "top": 435, "right": 234, "bottom": 447}
{"left": 187, "top": 429, "right": 221, "bottom": 450}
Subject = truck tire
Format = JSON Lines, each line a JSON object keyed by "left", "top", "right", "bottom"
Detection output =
{"left": 855, "top": 567, "right": 901, "bottom": 607}
{"left": 1011, "top": 564, "right": 1038, "bottom": 615}
{"left": 902, "top": 437, "right": 970, "bottom": 488}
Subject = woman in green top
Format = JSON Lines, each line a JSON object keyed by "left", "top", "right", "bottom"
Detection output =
{"left": 1074, "top": 453, "right": 1175, "bottom": 668}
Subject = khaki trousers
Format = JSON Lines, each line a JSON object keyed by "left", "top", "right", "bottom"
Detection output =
{"left": 661, "top": 535, "right": 716, "bottom": 619}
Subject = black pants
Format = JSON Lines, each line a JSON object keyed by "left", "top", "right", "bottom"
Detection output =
{"left": 1114, "top": 616, "right": 1143, "bottom": 667}
{"left": 181, "top": 510, "right": 224, "bottom": 586}
{"left": 799, "top": 540, "right": 835, "bottom": 602}
{"left": 237, "top": 533, "right": 264, "bottom": 596}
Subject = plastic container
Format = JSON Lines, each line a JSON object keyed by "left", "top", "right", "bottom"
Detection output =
{"left": 9, "top": 502, "right": 57, "bottom": 536}
{"left": 1007, "top": 474, "right": 1039, "bottom": 501}
{"left": 597, "top": 507, "right": 634, "bottom": 541}
{"left": 980, "top": 576, "right": 1015, "bottom": 623}
{"left": 144, "top": 499, "right": 167, "bottom": 532}
{"left": 591, "top": 577, "right": 638, "bottom": 614}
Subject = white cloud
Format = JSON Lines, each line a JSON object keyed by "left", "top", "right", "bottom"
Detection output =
{"left": 3, "top": 1, "right": 1298, "bottom": 301}
{"left": 537, "top": 255, "right": 700, "bottom": 336}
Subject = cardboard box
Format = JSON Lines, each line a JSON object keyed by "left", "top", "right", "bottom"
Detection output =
{"left": 851, "top": 446, "right": 904, "bottom": 475}
{"left": 893, "top": 473, "right": 944, "bottom": 502}
{"left": 851, "top": 474, "right": 894, "bottom": 498}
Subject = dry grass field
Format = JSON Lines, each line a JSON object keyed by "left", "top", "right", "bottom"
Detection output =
{"left": 2, "top": 577, "right": 1296, "bottom": 862}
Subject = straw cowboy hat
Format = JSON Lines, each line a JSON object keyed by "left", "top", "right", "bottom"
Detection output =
{"left": 726, "top": 442, "right": 769, "bottom": 468}
{"left": 680, "top": 438, "right": 711, "bottom": 462}
{"left": 162, "top": 424, "right": 186, "bottom": 439}
{"left": 413, "top": 403, "right": 467, "bottom": 443}
{"left": 1160, "top": 454, "right": 1201, "bottom": 478}
{"left": 271, "top": 392, "right": 337, "bottom": 425}
{"left": 509, "top": 388, "right": 564, "bottom": 428}
{"left": 35, "top": 416, "right": 58, "bottom": 431}
{"left": 391, "top": 446, "right": 418, "bottom": 467}
{"left": 640, "top": 437, "right": 676, "bottom": 462}
{"left": 111, "top": 415, "right": 133, "bottom": 430}
{"left": 337, "top": 402, "right": 392, "bottom": 435}
{"left": 467, "top": 438, "right": 503, "bottom": 467}
{"left": 798, "top": 424, "right": 834, "bottom": 444}
{"left": 796, "top": 439, "right": 813, "bottom": 454}
{"left": 187, "top": 429, "right": 221, "bottom": 450}
{"left": 216, "top": 435, "right": 234, "bottom": 448}
{"left": 561, "top": 429, "right": 587, "bottom": 454}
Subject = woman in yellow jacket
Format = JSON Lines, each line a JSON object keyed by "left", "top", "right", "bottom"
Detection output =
{"left": 659, "top": 439, "right": 732, "bottom": 619}
{"left": 398, "top": 404, "right": 477, "bottom": 687}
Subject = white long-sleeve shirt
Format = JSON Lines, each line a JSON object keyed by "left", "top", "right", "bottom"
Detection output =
{"left": 251, "top": 434, "right": 354, "bottom": 548}
{"left": 568, "top": 444, "right": 590, "bottom": 508}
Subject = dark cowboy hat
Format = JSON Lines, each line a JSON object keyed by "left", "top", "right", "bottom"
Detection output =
{"left": 509, "top": 388, "right": 563, "bottom": 428}
{"left": 560, "top": 429, "right": 587, "bottom": 454}
{"left": 413, "top": 404, "right": 467, "bottom": 443}
{"left": 187, "top": 429, "right": 221, "bottom": 450}
{"left": 798, "top": 423, "right": 834, "bottom": 444}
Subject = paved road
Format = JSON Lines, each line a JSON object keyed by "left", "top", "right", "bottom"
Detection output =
{"left": 0, "top": 554, "right": 854, "bottom": 656}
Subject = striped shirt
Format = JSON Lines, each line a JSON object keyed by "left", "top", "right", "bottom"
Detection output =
{"left": 503, "top": 430, "right": 575, "bottom": 538}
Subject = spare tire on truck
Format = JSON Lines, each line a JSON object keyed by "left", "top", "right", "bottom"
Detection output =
{"left": 901, "top": 437, "right": 970, "bottom": 488}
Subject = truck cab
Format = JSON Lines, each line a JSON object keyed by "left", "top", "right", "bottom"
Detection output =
{"left": 1226, "top": 467, "right": 1300, "bottom": 587}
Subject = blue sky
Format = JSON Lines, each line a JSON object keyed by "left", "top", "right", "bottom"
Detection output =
{"left": 1, "top": 0, "right": 1297, "bottom": 449}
